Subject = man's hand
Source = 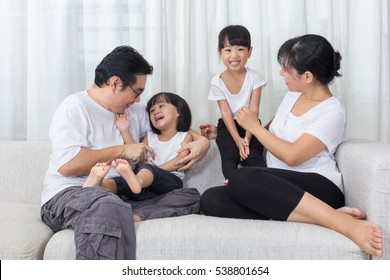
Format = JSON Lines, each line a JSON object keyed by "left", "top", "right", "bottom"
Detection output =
{"left": 123, "top": 143, "right": 155, "bottom": 164}
{"left": 175, "top": 136, "right": 210, "bottom": 171}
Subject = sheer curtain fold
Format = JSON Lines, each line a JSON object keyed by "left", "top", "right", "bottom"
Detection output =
{"left": 0, "top": 0, "right": 389, "bottom": 142}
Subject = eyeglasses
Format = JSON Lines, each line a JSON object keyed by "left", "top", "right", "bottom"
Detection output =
{"left": 129, "top": 85, "right": 144, "bottom": 98}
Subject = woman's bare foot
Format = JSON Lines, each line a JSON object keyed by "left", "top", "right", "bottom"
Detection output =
{"left": 337, "top": 206, "right": 366, "bottom": 219}
{"left": 83, "top": 163, "right": 111, "bottom": 188}
{"left": 112, "top": 159, "right": 142, "bottom": 194}
{"left": 345, "top": 217, "right": 383, "bottom": 258}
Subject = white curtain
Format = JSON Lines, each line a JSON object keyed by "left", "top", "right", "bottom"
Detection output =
{"left": 1, "top": 0, "right": 389, "bottom": 142}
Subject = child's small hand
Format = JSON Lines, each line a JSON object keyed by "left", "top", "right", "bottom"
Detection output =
{"left": 115, "top": 114, "right": 130, "bottom": 132}
{"left": 243, "top": 136, "right": 250, "bottom": 157}
{"left": 236, "top": 138, "right": 249, "bottom": 160}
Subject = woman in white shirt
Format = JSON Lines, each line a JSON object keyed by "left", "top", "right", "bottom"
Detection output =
{"left": 199, "top": 34, "right": 383, "bottom": 258}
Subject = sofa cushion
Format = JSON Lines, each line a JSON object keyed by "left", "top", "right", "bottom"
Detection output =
{"left": 183, "top": 141, "right": 225, "bottom": 193}
{"left": 43, "top": 229, "right": 76, "bottom": 260}
{"left": 135, "top": 214, "right": 368, "bottom": 260}
{"left": 0, "top": 141, "right": 51, "bottom": 205}
{"left": 0, "top": 203, "right": 53, "bottom": 259}
{"left": 43, "top": 214, "right": 368, "bottom": 260}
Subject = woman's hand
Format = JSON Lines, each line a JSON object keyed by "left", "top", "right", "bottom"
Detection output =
{"left": 199, "top": 123, "right": 217, "bottom": 140}
{"left": 237, "top": 107, "right": 262, "bottom": 134}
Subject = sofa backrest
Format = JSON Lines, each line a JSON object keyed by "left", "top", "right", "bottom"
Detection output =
{"left": 183, "top": 140, "right": 225, "bottom": 193}
{"left": 0, "top": 141, "right": 51, "bottom": 205}
{"left": 0, "top": 140, "right": 225, "bottom": 205}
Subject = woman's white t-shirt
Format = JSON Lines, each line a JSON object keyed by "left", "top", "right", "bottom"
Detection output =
{"left": 208, "top": 67, "right": 267, "bottom": 119}
{"left": 41, "top": 91, "right": 150, "bottom": 206}
{"left": 267, "top": 91, "right": 346, "bottom": 190}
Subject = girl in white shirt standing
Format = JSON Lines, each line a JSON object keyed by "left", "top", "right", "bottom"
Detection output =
{"left": 209, "top": 25, "right": 267, "bottom": 184}
{"left": 200, "top": 34, "right": 383, "bottom": 258}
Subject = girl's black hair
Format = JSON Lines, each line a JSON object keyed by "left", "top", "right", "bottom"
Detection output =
{"left": 146, "top": 92, "right": 192, "bottom": 135}
{"left": 277, "top": 34, "right": 342, "bottom": 84}
{"left": 94, "top": 45, "right": 153, "bottom": 90}
{"left": 218, "top": 25, "right": 251, "bottom": 50}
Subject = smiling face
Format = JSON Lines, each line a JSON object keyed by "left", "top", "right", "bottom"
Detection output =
{"left": 149, "top": 100, "right": 180, "bottom": 133}
{"left": 110, "top": 74, "right": 146, "bottom": 114}
{"left": 219, "top": 38, "right": 252, "bottom": 72}
{"left": 279, "top": 65, "right": 307, "bottom": 92}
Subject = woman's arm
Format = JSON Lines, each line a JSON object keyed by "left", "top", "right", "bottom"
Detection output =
{"left": 237, "top": 107, "right": 326, "bottom": 166}
{"left": 245, "top": 87, "right": 262, "bottom": 142}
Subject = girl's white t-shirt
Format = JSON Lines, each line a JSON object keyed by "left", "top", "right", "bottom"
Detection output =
{"left": 147, "top": 131, "right": 188, "bottom": 180}
{"left": 267, "top": 91, "right": 346, "bottom": 190}
{"left": 208, "top": 67, "right": 267, "bottom": 119}
{"left": 41, "top": 91, "right": 150, "bottom": 206}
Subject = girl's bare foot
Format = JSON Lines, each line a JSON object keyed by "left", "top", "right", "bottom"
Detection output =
{"left": 337, "top": 206, "right": 366, "bottom": 219}
{"left": 83, "top": 163, "right": 111, "bottom": 188}
{"left": 112, "top": 159, "right": 142, "bottom": 194}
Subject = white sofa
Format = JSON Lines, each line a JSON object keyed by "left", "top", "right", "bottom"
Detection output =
{"left": 0, "top": 139, "right": 389, "bottom": 260}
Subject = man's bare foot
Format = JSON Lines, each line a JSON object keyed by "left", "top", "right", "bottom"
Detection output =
{"left": 133, "top": 215, "right": 142, "bottom": 222}
{"left": 83, "top": 163, "right": 111, "bottom": 188}
{"left": 337, "top": 206, "right": 366, "bottom": 219}
{"left": 112, "top": 159, "right": 142, "bottom": 194}
{"left": 346, "top": 218, "right": 383, "bottom": 258}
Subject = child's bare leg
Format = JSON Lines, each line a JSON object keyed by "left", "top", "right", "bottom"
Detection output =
{"left": 83, "top": 163, "right": 111, "bottom": 188}
{"left": 133, "top": 215, "right": 142, "bottom": 222}
{"left": 101, "top": 178, "right": 118, "bottom": 194}
{"left": 288, "top": 192, "right": 383, "bottom": 257}
{"left": 112, "top": 159, "right": 142, "bottom": 194}
{"left": 136, "top": 168, "right": 154, "bottom": 189}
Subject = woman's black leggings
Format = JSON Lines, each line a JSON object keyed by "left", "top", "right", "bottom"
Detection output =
{"left": 200, "top": 167, "right": 345, "bottom": 221}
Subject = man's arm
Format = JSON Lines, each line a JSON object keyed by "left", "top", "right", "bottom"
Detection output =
{"left": 175, "top": 128, "right": 210, "bottom": 171}
{"left": 158, "top": 133, "right": 193, "bottom": 172}
{"left": 59, "top": 143, "right": 154, "bottom": 177}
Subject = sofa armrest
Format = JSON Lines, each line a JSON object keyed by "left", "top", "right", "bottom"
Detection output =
{"left": 336, "top": 139, "right": 390, "bottom": 259}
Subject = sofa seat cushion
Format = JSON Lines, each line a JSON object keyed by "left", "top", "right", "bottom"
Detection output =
{"left": 43, "top": 229, "right": 76, "bottom": 260}
{"left": 43, "top": 214, "right": 368, "bottom": 260}
{"left": 135, "top": 215, "right": 368, "bottom": 260}
{"left": 0, "top": 203, "right": 53, "bottom": 259}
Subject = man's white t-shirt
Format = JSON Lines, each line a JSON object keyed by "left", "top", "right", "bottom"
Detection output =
{"left": 267, "top": 91, "right": 346, "bottom": 190}
{"left": 41, "top": 91, "right": 150, "bottom": 206}
{"left": 208, "top": 67, "right": 267, "bottom": 119}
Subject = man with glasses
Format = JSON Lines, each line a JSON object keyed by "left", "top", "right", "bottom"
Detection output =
{"left": 41, "top": 46, "right": 210, "bottom": 259}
